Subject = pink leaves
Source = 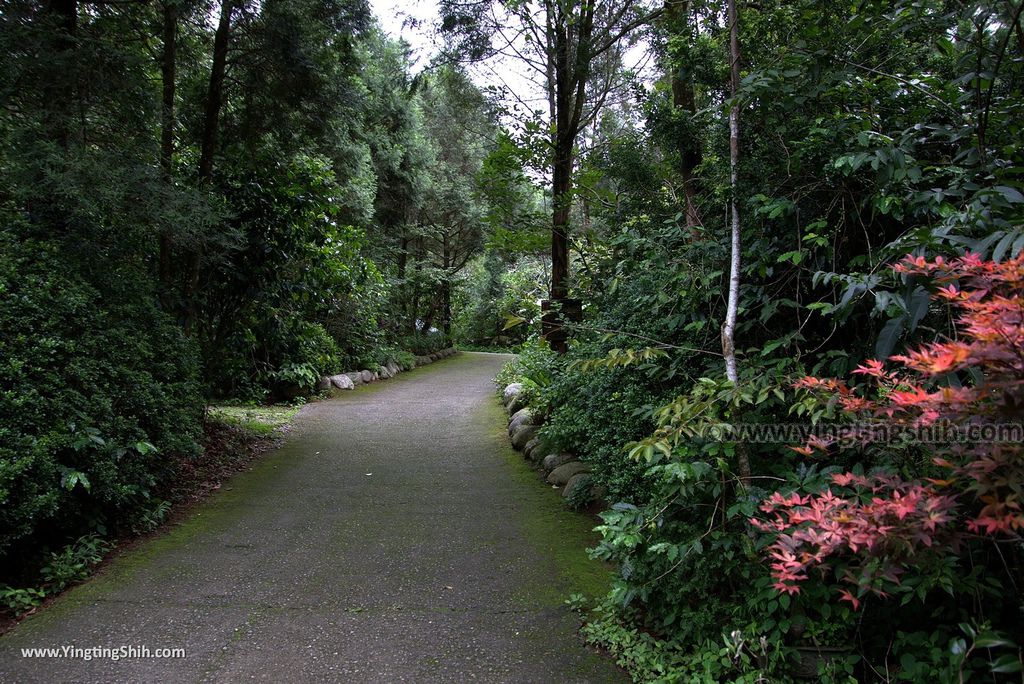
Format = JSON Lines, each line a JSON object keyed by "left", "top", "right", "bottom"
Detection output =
{"left": 759, "top": 253, "right": 1024, "bottom": 608}
{"left": 789, "top": 434, "right": 833, "bottom": 456}
{"left": 756, "top": 476, "right": 958, "bottom": 604}
{"left": 793, "top": 376, "right": 841, "bottom": 391}
{"left": 852, "top": 359, "right": 888, "bottom": 378}
{"left": 837, "top": 589, "right": 861, "bottom": 610}
{"left": 891, "top": 342, "right": 972, "bottom": 375}
{"left": 831, "top": 472, "right": 866, "bottom": 488}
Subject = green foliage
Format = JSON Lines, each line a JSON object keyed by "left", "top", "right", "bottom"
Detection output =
{"left": 478, "top": 132, "right": 548, "bottom": 252}
{"left": 494, "top": 341, "right": 558, "bottom": 405}
{"left": 132, "top": 499, "right": 172, "bottom": 535}
{"left": 454, "top": 254, "right": 547, "bottom": 347}
{"left": 581, "top": 610, "right": 692, "bottom": 682}
{"left": 482, "top": 5, "right": 1024, "bottom": 681}
{"left": 397, "top": 332, "right": 453, "bottom": 356}
{"left": 0, "top": 585, "right": 46, "bottom": 614}
{"left": 199, "top": 154, "right": 382, "bottom": 398}
{"left": 41, "top": 534, "right": 112, "bottom": 591}
{"left": 373, "top": 63, "right": 497, "bottom": 338}
{"left": 531, "top": 0, "right": 1024, "bottom": 679}
{"left": 390, "top": 350, "right": 418, "bottom": 371}
{"left": 0, "top": 233, "right": 202, "bottom": 572}
{"left": 0, "top": 534, "right": 112, "bottom": 616}
{"left": 579, "top": 604, "right": 834, "bottom": 683}
{"left": 541, "top": 360, "right": 664, "bottom": 501}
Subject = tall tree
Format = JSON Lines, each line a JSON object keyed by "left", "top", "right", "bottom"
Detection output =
{"left": 664, "top": 0, "right": 702, "bottom": 227}
{"left": 406, "top": 65, "right": 495, "bottom": 335}
{"left": 722, "top": 0, "right": 746, "bottom": 482}
{"left": 440, "top": 0, "right": 659, "bottom": 351}
{"left": 158, "top": 0, "right": 178, "bottom": 301}
{"left": 183, "top": 0, "right": 236, "bottom": 334}
{"left": 721, "top": 0, "right": 739, "bottom": 384}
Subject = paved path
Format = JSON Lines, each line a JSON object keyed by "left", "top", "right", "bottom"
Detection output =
{"left": 0, "top": 352, "right": 625, "bottom": 683}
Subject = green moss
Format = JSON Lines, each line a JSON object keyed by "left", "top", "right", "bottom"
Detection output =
{"left": 14, "top": 437, "right": 305, "bottom": 630}
{"left": 477, "top": 394, "right": 613, "bottom": 606}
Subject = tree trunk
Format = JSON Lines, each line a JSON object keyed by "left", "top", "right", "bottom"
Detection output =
{"left": 158, "top": 0, "right": 177, "bottom": 306}
{"left": 44, "top": 0, "right": 77, "bottom": 150}
{"left": 722, "top": 0, "right": 741, "bottom": 383}
{"left": 723, "top": 0, "right": 749, "bottom": 481}
{"left": 442, "top": 233, "right": 452, "bottom": 336}
{"left": 198, "top": 0, "right": 233, "bottom": 184}
{"left": 545, "top": 0, "right": 596, "bottom": 354}
{"left": 550, "top": 14, "right": 573, "bottom": 306}
{"left": 410, "top": 237, "right": 423, "bottom": 333}
{"left": 551, "top": 140, "right": 572, "bottom": 303}
{"left": 184, "top": 0, "right": 234, "bottom": 335}
{"left": 666, "top": 0, "right": 702, "bottom": 227}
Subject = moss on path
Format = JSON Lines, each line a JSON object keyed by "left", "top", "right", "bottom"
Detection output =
{"left": 0, "top": 352, "right": 625, "bottom": 683}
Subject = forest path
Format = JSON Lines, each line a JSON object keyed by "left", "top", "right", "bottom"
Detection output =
{"left": 0, "top": 352, "right": 625, "bottom": 683}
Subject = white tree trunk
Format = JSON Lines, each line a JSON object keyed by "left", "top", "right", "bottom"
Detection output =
{"left": 722, "top": 0, "right": 741, "bottom": 385}
{"left": 724, "top": 0, "right": 750, "bottom": 482}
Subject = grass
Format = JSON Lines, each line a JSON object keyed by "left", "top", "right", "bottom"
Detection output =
{"left": 207, "top": 404, "right": 301, "bottom": 436}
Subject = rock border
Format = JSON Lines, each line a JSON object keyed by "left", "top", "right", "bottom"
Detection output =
{"left": 319, "top": 347, "right": 459, "bottom": 394}
{"left": 500, "top": 382, "right": 602, "bottom": 505}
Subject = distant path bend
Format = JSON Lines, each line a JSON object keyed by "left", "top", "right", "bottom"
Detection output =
{"left": 0, "top": 352, "right": 625, "bottom": 683}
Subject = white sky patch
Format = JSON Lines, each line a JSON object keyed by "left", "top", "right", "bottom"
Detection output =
{"left": 368, "top": 0, "right": 547, "bottom": 110}
{"left": 367, "top": 0, "right": 658, "bottom": 150}
{"left": 368, "top": 0, "right": 441, "bottom": 67}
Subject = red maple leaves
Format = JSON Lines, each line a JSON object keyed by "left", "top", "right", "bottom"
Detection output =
{"left": 754, "top": 474, "right": 958, "bottom": 603}
{"left": 755, "top": 253, "right": 1024, "bottom": 606}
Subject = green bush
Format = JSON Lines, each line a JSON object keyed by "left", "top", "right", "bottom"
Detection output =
{"left": 261, "top": 320, "right": 342, "bottom": 394}
{"left": 0, "top": 585, "right": 46, "bottom": 614}
{"left": 40, "top": 534, "right": 112, "bottom": 591}
{"left": 499, "top": 341, "right": 668, "bottom": 502}
{"left": 198, "top": 154, "right": 387, "bottom": 398}
{"left": 453, "top": 254, "right": 547, "bottom": 347}
{"left": 0, "top": 235, "right": 203, "bottom": 576}
{"left": 0, "top": 534, "right": 112, "bottom": 615}
{"left": 352, "top": 345, "right": 395, "bottom": 370}
{"left": 541, "top": 362, "right": 664, "bottom": 501}
{"left": 391, "top": 350, "right": 417, "bottom": 371}
{"left": 398, "top": 331, "right": 453, "bottom": 356}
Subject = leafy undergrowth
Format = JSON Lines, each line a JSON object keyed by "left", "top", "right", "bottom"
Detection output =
{"left": 162, "top": 411, "right": 288, "bottom": 504}
{"left": 0, "top": 410, "right": 288, "bottom": 633}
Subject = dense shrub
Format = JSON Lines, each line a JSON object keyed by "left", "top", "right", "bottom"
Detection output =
{"left": 0, "top": 235, "right": 203, "bottom": 576}
{"left": 753, "top": 255, "right": 1024, "bottom": 675}
{"left": 559, "top": 259, "right": 1023, "bottom": 680}
{"left": 397, "top": 331, "right": 453, "bottom": 356}
{"left": 454, "top": 254, "right": 547, "bottom": 348}
{"left": 198, "top": 155, "right": 387, "bottom": 399}
{"left": 541, "top": 355, "right": 666, "bottom": 501}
